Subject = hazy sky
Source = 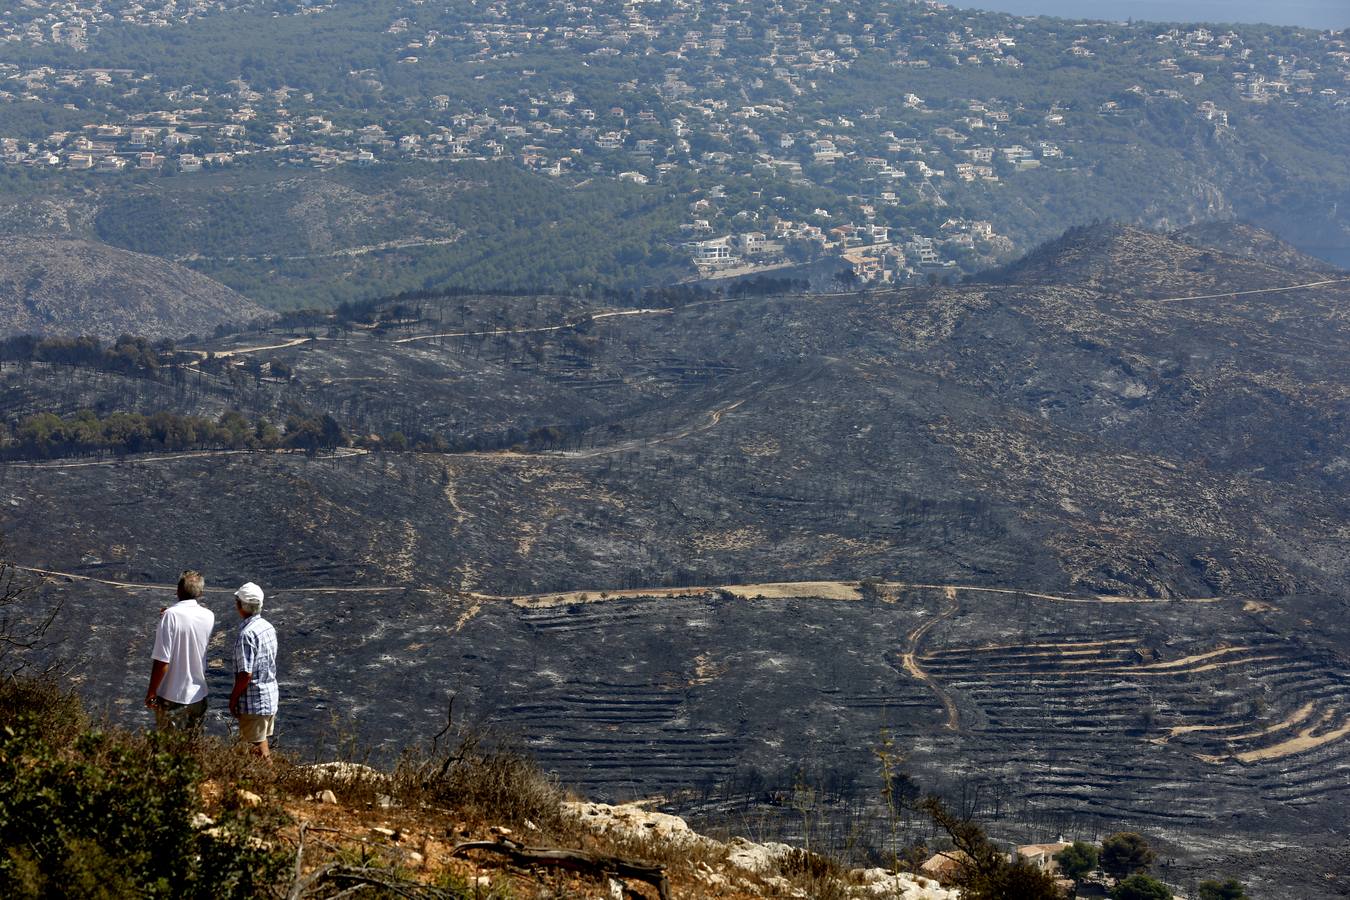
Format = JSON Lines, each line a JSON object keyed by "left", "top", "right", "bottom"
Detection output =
{"left": 951, "top": 1, "right": 1350, "bottom": 30}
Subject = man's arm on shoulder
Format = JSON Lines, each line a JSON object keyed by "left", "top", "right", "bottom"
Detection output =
{"left": 150, "top": 609, "right": 175, "bottom": 664}
{"left": 146, "top": 609, "right": 175, "bottom": 707}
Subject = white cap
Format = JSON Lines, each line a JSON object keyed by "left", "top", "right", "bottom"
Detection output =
{"left": 234, "top": 582, "right": 265, "bottom": 606}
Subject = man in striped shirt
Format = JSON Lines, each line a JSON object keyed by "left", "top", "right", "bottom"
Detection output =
{"left": 228, "top": 582, "right": 278, "bottom": 757}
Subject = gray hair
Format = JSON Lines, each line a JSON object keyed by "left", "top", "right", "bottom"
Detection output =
{"left": 237, "top": 594, "right": 264, "bottom": 614}
{"left": 178, "top": 570, "right": 204, "bottom": 600}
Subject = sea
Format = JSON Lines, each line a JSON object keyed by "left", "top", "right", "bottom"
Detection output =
{"left": 950, "top": 1, "right": 1350, "bottom": 30}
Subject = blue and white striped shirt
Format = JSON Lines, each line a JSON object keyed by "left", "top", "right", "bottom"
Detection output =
{"left": 234, "top": 615, "right": 278, "bottom": 716}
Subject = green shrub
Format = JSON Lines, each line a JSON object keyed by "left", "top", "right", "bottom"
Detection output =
{"left": 1113, "top": 873, "right": 1174, "bottom": 900}
{"left": 1055, "top": 840, "right": 1100, "bottom": 882}
{"left": 0, "top": 678, "right": 289, "bottom": 899}
{"left": 1197, "top": 879, "right": 1248, "bottom": 900}
{"left": 1102, "top": 831, "right": 1156, "bottom": 879}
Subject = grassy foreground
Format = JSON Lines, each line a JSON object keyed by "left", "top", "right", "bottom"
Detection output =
{"left": 0, "top": 675, "right": 888, "bottom": 900}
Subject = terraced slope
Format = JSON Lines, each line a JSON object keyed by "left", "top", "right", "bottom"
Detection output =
{"left": 21, "top": 574, "right": 1350, "bottom": 896}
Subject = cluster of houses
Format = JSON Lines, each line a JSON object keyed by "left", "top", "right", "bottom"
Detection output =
{"left": 685, "top": 216, "right": 1006, "bottom": 284}
{"left": 921, "top": 837, "right": 1081, "bottom": 895}
{"left": 0, "top": 0, "right": 268, "bottom": 49}
{"left": 0, "top": 118, "right": 238, "bottom": 173}
{"left": 919, "top": 836, "right": 1195, "bottom": 899}
{"left": 2, "top": 0, "right": 1347, "bottom": 283}
{"left": 1152, "top": 26, "right": 1349, "bottom": 108}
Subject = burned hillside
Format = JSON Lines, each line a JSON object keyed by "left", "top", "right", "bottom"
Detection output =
{"left": 3, "top": 224, "right": 1348, "bottom": 896}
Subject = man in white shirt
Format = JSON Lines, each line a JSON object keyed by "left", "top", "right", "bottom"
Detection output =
{"left": 145, "top": 570, "right": 215, "bottom": 733}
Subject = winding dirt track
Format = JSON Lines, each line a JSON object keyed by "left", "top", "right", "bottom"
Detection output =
{"left": 184, "top": 336, "right": 314, "bottom": 359}
{"left": 900, "top": 587, "right": 962, "bottom": 730}
{"left": 3, "top": 447, "right": 368, "bottom": 470}
{"left": 391, "top": 307, "right": 672, "bottom": 344}
{"left": 10, "top": 566, "right": 1227, "bottom": 608}
{"left": 8, "top": 566, "right": 425, "bottom": 595}
{"left": 1144, "top": 276, "right": 1350, "bottom": 304}
{"left": 170, "top": 274, "right": 1350, "bottom": 363}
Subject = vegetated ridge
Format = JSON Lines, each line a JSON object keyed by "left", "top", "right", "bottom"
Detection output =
{"left": 0, "top": 236, "right": 267, "bottom": 341}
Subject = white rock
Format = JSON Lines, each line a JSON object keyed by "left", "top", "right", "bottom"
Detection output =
{"left": 695, "top": 869, "right": 730, "bottom": 888}
{"left": 301, "top": 762, "right": 389, "bottom": 784}
{"left": 725, "top": 836, "right": 795, "bottom": 874}
{"left": 236, "top": 789, "right": 263, "bottom": 808}
{"left": 762, "top": 874, "right": 806, "bottom": 897}
{"left": 190, "top": 813, "right": 215, "bottom": 829}
{"left": 852, "top": 868, "right": 960, "bottom": 899}
{"left": 561, "top": 801, "right": 703, "bottom": 847}
{"left": 371, "top": 826, "right": 396, "bottom": 838}
{"left": 315, "top": 789, "right": 338, "bottom": 805}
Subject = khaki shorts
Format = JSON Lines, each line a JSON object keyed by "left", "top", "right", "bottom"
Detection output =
{"left": 238, "top": 713, "right": 276, "bottom": 744}
{"left": 155, "top": 697, "right": 207, "bottom": 733}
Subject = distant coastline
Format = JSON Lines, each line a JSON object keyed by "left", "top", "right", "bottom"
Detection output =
{"left": 952, "top": 1, "right": 1350, "bottom": 30}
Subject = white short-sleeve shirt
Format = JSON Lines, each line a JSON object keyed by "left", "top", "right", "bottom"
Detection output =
{"left": 151, "top": 598, "right": 215, "bottom": 705}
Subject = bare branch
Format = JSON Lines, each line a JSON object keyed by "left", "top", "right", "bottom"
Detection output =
{"left": 430, "top": 693, "right": 455, "bottom": 756}
{"left": 451, "top": 838, "right": 670, "bottom": 900}
{"left": 285, "top": 822, "right": 309, "bottom": 900}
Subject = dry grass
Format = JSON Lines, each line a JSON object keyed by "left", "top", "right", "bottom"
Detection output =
{"left": 393, "top": 737, "right": 568, "bottom": 832}
{"left": 1, "top": 676, "right": 856, "bottom": 899}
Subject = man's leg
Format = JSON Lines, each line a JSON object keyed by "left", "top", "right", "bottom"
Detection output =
{"left": 182, "top": 698, "right": 207, "bottom": 736}
{"left": 238, "top": 714, "right": 275, "bottom": 758}
{"left": 156, "top": 698, "right": 207, "bottom": 735}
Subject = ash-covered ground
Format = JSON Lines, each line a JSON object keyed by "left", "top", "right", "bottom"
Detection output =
{"left": 4, "top": 224, "right": 1348, "bottom": 895}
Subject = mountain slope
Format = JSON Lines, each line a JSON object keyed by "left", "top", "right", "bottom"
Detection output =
{"left": 982, "top": 222, "right": 1341, "bottom": 297}
{"left": 1173, "top": 221, "right": 1343, "bottom": 272}
{"left": 0, "top": 237, "right": 267, "bottom": 341}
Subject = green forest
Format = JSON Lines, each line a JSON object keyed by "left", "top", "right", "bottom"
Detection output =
{"left": 84, "top": 162, "right": 690, "bottom": 308}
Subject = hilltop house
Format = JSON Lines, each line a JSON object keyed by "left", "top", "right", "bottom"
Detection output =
{"left": 920, "top": 850, "right": 971, "bottom": 883}
{"left": 688, "top": 236, "right": 738, "bottom": 264}
{"left": 1015, "top": 839, "right": 1072, "bottom": 872}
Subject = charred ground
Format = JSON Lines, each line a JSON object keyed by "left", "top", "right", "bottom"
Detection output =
{"left": 3, "top": 223, "right": 1348, "bottom": 896}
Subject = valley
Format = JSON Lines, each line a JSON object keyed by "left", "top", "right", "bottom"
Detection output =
{"left": 3, "top": 223, "right": 1347, "bottom": 895}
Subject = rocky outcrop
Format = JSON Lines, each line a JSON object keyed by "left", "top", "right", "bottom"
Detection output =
{"left": 565, "top": 800, "right": 959, "bottom": 899}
